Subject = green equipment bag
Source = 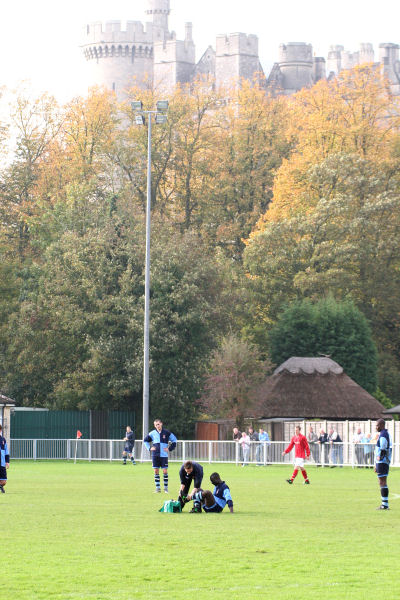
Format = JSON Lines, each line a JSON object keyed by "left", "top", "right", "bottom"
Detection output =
{"left": 159, "top": 500, "right": 182, "bottom": 513}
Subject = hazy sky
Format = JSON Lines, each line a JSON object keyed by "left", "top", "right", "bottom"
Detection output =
{"left": 1, "top": 0, "right": 400, "bottom": 102}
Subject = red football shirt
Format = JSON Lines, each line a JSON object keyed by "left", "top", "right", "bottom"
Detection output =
{"left": 284, "top": 434, "right": 310, "bottom": 459}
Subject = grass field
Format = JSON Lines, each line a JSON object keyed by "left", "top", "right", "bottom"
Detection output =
{"left": 4, "top": 461, "right": 400, "bottom": 600}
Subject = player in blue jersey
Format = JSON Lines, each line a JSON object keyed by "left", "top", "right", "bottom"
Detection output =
{"left": 144, "top": 419, "right": 177, "bottom": 494}
{"left": 0, "top": 424, "right": 10, "bottom": 494}
{"left": 374, "top": 418, "right": 392, "bottom": 510}
{"left": 190, "top": 472, "right": 234, "bottom": 513}
{"left": 122, "top": 426, "right": 136, "bottom": 465}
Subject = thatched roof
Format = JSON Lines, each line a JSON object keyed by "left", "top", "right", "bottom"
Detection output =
{"left": 0, "top": 394, "right": 16, "bottom": 406}
{"left": 256, "top": 357, "right": 386, "bottom": 420}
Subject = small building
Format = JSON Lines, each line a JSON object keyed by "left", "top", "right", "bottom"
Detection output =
{"left": 0, "top": 394, "right": 16, "bottom": 440}
{"left": 256, "top": 357, "right": 387, "bottom": 439}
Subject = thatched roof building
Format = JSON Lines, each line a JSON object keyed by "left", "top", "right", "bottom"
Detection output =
{"left": 256, "top": 357, "right": 386, "bottom": 420}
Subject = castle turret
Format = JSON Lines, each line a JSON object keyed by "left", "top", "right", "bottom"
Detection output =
{"left": 359, "top": 43, "right": 374, "bottom": 64}
{"left": 145, "top": 0, "right": 170, "bottom": 40}
{"left": 327, "top": 45, "right": 344, "bottom": 75}
{"left": 81, "top": 20, "right": 155, "bottom": 98}
{"left": 278, "top": 42, "right": 313, "bottom": 94}
{"left": 154, "top": 23, "right": 196, "bottom": 90}
{"left": 215, "top": 33, "right": 261, "bottom": 89}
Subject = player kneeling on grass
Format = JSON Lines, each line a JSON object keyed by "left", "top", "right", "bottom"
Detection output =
{"left": 178, "top": 460, "right": 203, "bottom": 509}
{"left": 188, "top": 472, "right": 234, "bottom": 513}
{"left": 282, "top": 425, "right": 311, "bottom": 485}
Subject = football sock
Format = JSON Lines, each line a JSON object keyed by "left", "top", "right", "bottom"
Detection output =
{"left": 291, "top": 468, "right": 299, "bottom": 481}
{"left": 123, "top": 456, "right": 127, "bottom": 464}
{"left": 301, "top": 469, "right": 309, "bottom": 481}
{"left": 163, "top": 472, "right": 169, "bottom": 490}
{"left": 381, "top": 486, "right": 389, "bottom": 508}
{"left": 154, "top": 473, "right": 161, "bottom": 490}
{"left": 130, "top": 456, "right": 135, "bottom": 464}
{"left": 193, "top": 491, "right": 202, "bottom": 510}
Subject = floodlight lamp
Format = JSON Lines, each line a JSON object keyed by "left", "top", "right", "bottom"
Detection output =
{"left": 131, "top": 100, "right": 143, "bottom": 111}
{"left": 156, "top": 100, "right": 169, "bottom": 111}
{"left": 155, "top": 114, "right": 167, "bottom": 125}
{"left": 135, "top": 114, "right": 145, "bottom": 125}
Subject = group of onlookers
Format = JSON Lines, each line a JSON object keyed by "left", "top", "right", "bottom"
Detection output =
{"left": 352, "top": 427, "right": 377, "bottom": 467}
{"left": 232, "top": 426, "right": 271, "bottom": 466}
{"left": 232, "top": 424, "right": 378, "bottom": 468}
{"left": 307, "top": 426, "right": 344, "bottom": 467}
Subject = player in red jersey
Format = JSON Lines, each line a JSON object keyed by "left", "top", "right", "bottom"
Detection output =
{"left": 282, "top": 425, "right": 311, "bottom": 485}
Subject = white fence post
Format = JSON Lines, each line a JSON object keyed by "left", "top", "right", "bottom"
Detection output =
{"left": 182, "top": 441, "right": 186, "bottom": 463}
{"left": 208, "top": 441, "right": 212, "bottom": 464}
{"left": 110, "top": 440, "right": 113, "bottom": 462}
{"left": 88, "top": 440, "right": 92, "bottom": 462}
{"left": 33, "top": 439, "right": 37, "bottom": 461}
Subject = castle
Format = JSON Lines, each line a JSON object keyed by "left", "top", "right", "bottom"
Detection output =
{"left": 81, "top": 0, "right": 400, "bottom": 98}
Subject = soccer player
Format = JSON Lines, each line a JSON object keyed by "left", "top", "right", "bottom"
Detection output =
{"left": 374, "top": 418, "right": 392, "bottom": 510}
{"left": 282, "top": 425, "right": 310, "bottom": 485}
{"left": 0, "top": 424, "right": 10, "bottom": 493}
{"left": 178, "top": 460, "right": 203, "bottom": 508}
{"left": 144, "top": 419, "right": 177, "bottom": 493}
{"left": 189, "top": 472, "right": 234, "bottom": 513}
{"left": 122, "top": 425, "right": 136, "bottom": 465}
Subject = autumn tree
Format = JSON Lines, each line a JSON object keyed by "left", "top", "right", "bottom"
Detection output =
{"left": 200, "top": 334, "right": 272, "bottom": 428}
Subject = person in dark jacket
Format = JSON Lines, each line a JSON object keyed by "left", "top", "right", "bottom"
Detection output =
{"left": 0, "top": 424, "right": 10, "bottom": 493}
{"left": 318, "top": 429, "right": 329, "bottom": 466}
{"left": 122, "top": 426, "right": 136, "bottom": 465}
{"left": 178, "top": 460, "right": 203, "bottom": 508}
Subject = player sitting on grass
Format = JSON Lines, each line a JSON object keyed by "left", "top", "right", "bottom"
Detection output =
{"left": 188, "top": 472, "right": 234, "bottom": 513}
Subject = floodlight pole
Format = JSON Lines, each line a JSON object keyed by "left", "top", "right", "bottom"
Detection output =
{"left": 131, "top": 101, "right": 168, "bottom": 451}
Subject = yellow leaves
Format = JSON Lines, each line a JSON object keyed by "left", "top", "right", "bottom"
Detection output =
{"left": 252, "top": 64, "right": 400, "bottom": 233}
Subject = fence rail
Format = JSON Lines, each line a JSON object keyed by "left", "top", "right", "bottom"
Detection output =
{"left": 9, "top": 439, "right": 400, "bottom": 468}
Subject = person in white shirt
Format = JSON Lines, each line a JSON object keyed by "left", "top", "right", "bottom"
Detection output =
{"left": 238, "top": 432, "right": 250, "bottom": 467}
{"left": 352, "top": 427, "right": 364, "bottom": 467}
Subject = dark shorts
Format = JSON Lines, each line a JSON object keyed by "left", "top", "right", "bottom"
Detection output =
{"left": 124, "top": 444, "right": 134, "bottom": 453}
{"left": 203, "top": 503, "right": 223, "bottom": 513}
{"left": 376, "top": 463, "right": 389, "bottom": 478}
{"left": 0, "top": 466, "right": 7, "bottom": 481}
{"left": 152, "top": 456, "right": 168, "bottom": 469}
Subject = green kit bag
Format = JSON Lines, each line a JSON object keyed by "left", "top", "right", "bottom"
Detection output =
{"left": 159, "top": 500, "right": 182, "bottom": 513}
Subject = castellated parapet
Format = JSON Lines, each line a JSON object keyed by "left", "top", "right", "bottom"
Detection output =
{"left": 80, "top": 0, "right": 400, "bottom": 98}
{"left": 215, "top": 33, "right": 260, "bottom": 89}
{"left": 154, "top": 23, "right": 196, "bottom": 90}
{"left": 82, "top": 20, "right": 156, "bottom": 96}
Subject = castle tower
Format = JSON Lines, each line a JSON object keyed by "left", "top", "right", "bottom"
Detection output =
{"left": 81, "top": 20, "right": 155, "bottom": 98}
{"left": 215, "top": 33, "right": 261, "bottom": 89}
{"left": 278, "top": 43, "right": 313, "bottom": 94}
{"left": 154, "top": 23, "right": 196, "bottom": 90}
{"left": 327, "top": 45, "right": 344, "bottom": 75}
{"left": 145, "top": 0, "right": 170, "bottom": 41}
{"left": 359, "top": 43, "right": 374, "bottom": 64}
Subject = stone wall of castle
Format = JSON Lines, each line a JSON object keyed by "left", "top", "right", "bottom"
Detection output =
{"left": 80, "top": 0, "right": 400, "bottom": 98}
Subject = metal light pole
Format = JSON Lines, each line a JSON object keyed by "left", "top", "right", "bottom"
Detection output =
{"left": 131, "top": 100, "right": 168, "bottom": 446}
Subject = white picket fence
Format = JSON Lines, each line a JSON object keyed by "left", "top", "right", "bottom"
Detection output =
{"left": 9, "top": 439, "right": 400, "bottom": 468}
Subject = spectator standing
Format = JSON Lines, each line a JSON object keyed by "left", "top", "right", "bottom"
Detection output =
{"left": 318, "top": 429, "right": 329, "bottom": 466}
{"left": 307, "top": 426, "right": 319, "bottom": 465}
{"left": 248, "top": 427, "right": 259, "bottom": 463}
{"left": 0, "top": 424, "right": 10, "bottom": 493}
{"left": 328, "top": 427, "right": 343, "bottom": 467}
{"left": 238, "top": 431, "right": 250, "bottom": 467}
{"left": 352, "top": 427, "right": 364, "bottom": 467}
{"left": 256, "top": 427, "right": 270, "bottom": 465}
{"left": 362, "top": 433, "right": 374, "bottom": 468}
{"left": 233, "top": 426, "right": 242, "bottom": 462}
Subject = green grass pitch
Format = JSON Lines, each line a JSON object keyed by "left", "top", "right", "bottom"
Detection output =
{"left": 4, "top": 461, "right": 400, "bottom": 599}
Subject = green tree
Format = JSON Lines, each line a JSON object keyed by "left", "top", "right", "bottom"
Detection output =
{"left": 269, "top": 297, "right": 378, "bottom": 393}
